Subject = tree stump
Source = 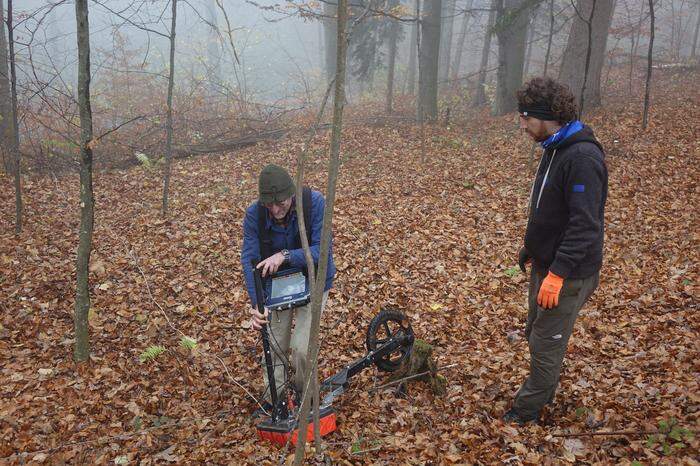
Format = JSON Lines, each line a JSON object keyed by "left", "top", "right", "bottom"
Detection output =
{"left": 389, "top": 339, "right": 446, "bottom": 396}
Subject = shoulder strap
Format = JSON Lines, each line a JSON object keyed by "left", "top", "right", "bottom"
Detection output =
{"left": 302, "top": 187, "right": 313, "bottom": 246}
{"left": 257, "top": 202, "right": 273, "bottom": 261}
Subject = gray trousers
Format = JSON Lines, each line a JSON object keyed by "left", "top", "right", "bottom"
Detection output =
{"left": 263, "top": 291, "right": 329, "bottom": 402}
{"left": 512, "top": 268, "right": 599, "bottom": 418}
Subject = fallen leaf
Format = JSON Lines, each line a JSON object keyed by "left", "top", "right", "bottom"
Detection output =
{"left": 563, "top": 438, "right": 586, "bottom": 457}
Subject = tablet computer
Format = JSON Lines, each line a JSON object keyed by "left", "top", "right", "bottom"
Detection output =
{"left": 265, "top": 268, "right": 310, "bottom": 311}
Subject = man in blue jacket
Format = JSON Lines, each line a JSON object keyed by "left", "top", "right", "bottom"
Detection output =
{"left": 504, "top": 77, "right": 608, "bottom": 425}
{"left": 241, "top": 164, "right": 336, "bottom": 414}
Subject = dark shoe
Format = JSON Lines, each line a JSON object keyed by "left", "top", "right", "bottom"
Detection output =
{"left": 502, "top": 408, "right": 538, "bottom": 426}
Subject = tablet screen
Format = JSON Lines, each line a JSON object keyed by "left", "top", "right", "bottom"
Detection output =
{"left": 270, "top": 271, "right": 306, "bottom": 298}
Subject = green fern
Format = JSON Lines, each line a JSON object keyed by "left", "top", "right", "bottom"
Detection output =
{"left": 139, "top": 345, "right": 166, "bottom": 363}
{"left": 645, "top": 418, "right": 694, "bottom": 456}
{"left": 179, "top": 336, "right": 197, "bottom": 351}
{"left": 135, "top": 152, "right": 152, "bottom": 169}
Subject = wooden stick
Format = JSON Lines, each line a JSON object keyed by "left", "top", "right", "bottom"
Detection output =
{"left": 554, "top": 429, "right": 698, "bottom": 438}
{"left": 553, "top": 430, "right": 659, "bottom": 438}
{"left": 368, "top": 363, "right": 458, "bottom": 393}
{"left": 351, "top": 446, "right": 382, "bottom": 455}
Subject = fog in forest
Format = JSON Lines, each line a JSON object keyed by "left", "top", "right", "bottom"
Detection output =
{"left": 12, "top": 0, "right": 325, "bottom": 103}
{"left": 7, "top": 0, "right": 699, "bottom": 110}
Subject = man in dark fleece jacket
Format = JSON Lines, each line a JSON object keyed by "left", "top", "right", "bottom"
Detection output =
{"left": 504, "top": 77, "right": 608, "bottom": 425}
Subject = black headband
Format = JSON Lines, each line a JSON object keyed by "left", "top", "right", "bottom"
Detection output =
{"left": 517, "top": 102, "right": 558, "bottom": 121}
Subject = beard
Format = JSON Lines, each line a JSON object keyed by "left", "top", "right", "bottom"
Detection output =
{"left": 526, "top": 129, "right": 548, "bottom": 142}
{"left": 534, "top": 132, "right": 548, "bottom": 142}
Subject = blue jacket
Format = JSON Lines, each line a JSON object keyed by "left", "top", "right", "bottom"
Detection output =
{"left": 241, "top": 189, "right": 336, "bottom": 306}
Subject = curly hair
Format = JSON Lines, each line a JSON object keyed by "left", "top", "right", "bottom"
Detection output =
{"left": 516, "top": 77, "right": 578, "bottom": 124}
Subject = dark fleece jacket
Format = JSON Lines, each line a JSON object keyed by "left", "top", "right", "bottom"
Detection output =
{"left": 525, "top": 125, "right": 608, "bottom": 279}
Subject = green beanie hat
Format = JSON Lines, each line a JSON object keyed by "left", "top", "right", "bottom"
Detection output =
{"left": 258, "top": 164, "right": 295, "bottom": 203}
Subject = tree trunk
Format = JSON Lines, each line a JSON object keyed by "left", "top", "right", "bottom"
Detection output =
{"left": 523, "top": 14, "right": 535, "bottom": 77}
{"left": 162, "top": 0, "right": 177, "bottom": 216}
{"left": 691, "top": 2, "right": 700, "bottom": 58}
{"left": 671, "top": 0, "right": 677, "bottom": 58}
{"left": 451, "top": 0, "right": 475, "bottom": 84}
{"left": 577, "top": 0, "right": 596, "bottom": 117}
{"left": 418, "top": 0, "right": 442, "bottom": 121}
{"left": 292, "top": 0, "right": 348, "bottom": 462}
{"left": 494, "top": 0, "right": 529, "bottom": 116}
{"left": 386, "top": 18, "right": 399, "bottom": 113}
{"left": 473, "top": 2, "right": 496, "bottom": 107}
{"left": 318, "top": 19, "right": 324, "bottom": 70}
{"left": 6, "top": 0, "right": 20, "bottom": 233}
{"left": 291, "top": 63, "right": 336, "bottom": 452}
{"left": 438, "top": 0, "right": 456, "bottom": 88}
{"left": 642, "top": 0, "right": 653, "bottom": 129}
{"left": 405, "top": 0, "right": 418, "bottom": 95}
{"left": 523, "top": 3, "right": 540, "bottom": 77}
{"left": 543, "top": 0, "right": 555, "bottom": 76}
{"left": 73, "top": 0, "right": 95, "bottom": 363}
{"left": 558, "top": 0, "right": 615, "bottom": 110}
{"left": 670, "top": 0, "right": 677, "bottom": 60}
{"left": 323, "top": 1, "right": 338, "bottom": 83}
{"left": 628, "top": 0, "right": 645, "bottom": 95}
{"left": 0, "top": 0, "right": 13, "bottom": 174}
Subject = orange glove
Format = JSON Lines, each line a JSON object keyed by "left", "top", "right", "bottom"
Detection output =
{"left": 537, "top": 272, "right": 564, "bottom": 309}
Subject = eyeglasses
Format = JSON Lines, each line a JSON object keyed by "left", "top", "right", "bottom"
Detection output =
{"left": 263, "top": 199, "right": 291, "bottom": 209}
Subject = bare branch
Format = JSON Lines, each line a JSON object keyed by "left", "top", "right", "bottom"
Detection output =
{"left": 90, "top": 0, "right": 170, "bottom": 39}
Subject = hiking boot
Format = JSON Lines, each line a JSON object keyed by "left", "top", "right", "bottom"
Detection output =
{"left": 502, "top": 408, "right": 539, "bottom": 426}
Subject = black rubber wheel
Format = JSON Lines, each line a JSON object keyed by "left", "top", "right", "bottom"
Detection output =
{"left": 365, "top": 309, "right": 414, "bottom": 372}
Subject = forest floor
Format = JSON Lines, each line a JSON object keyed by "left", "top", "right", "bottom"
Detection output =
{"left": 0, "top": 69, "right": 698, "bottom": 465}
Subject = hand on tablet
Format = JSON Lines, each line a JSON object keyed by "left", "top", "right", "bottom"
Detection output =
{"left": 250, "top": 306, "right": 269, "bottom": 330}
{"left": 256, "top": 252, "right": 285, "bottom": 277}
